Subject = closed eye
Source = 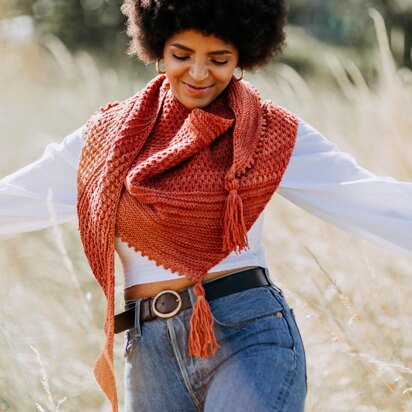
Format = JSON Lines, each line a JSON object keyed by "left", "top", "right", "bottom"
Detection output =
{"left": 173, "top": 54, "right": 189, "bottom": 60}
{"left": 212, "top": 60, "right": 228, "bottom": 65}
{"left": 172, "top": 55, "right": 228, "bottom": 65}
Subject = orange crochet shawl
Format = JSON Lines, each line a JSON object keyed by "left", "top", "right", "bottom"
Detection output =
{"left": 77, "top": 75, "right": 298, "bottom": 411}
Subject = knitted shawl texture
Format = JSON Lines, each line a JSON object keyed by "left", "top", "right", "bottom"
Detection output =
{"left": 77, "top": 75, "right": 298, "bottom": 411}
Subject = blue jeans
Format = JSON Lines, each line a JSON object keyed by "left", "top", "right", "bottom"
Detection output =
{"left": 123, "top": 281, "right": 307, "bottom": 411}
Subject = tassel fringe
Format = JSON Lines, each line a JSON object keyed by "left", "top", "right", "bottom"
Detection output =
{"left": 188, "top": 281, "right": 219, "bottom": 358}
{"left": 222, "top": 177, "right": 249, "bottom": 253}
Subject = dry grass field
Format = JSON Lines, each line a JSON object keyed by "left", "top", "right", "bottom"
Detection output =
{"left": 0, "top": 12, "right": 411, "bottom": 412}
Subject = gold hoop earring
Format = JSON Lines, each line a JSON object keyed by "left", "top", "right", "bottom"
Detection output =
{"left": 233, "top": 67, "right": 244, "bottom": 81}
{"left": 156, "top": 57, "right": 166, "bottom": 74}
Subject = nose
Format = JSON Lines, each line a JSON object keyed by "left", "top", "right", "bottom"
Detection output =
{"left": 189, "top": 60, "right": 209, "bottom": 81}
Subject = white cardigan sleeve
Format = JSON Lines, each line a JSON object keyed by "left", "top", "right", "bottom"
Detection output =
{"left": 0, "top": 126, "right": 85, "bottom": 238}
{"left": 278, "top": 119, "right": 412, "bottom": 259}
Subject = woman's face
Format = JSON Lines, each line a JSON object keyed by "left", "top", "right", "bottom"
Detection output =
{"left": 162, "top": 30, "right": 239, "bottom": 110}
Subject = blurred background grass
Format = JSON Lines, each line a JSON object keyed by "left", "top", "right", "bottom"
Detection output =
{"left": 0, "top": 1, "right": 412, "bottom": 411}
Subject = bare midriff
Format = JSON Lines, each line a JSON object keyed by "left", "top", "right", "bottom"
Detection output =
{"left": 124, "top": 265, "right": 256, "bottom": 300}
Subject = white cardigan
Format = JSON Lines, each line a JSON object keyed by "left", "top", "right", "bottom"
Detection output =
{"left": 1, "top": 118, "right": 411, "bottom": 287}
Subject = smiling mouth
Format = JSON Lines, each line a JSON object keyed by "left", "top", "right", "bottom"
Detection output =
{"left": 182, "top": 81, "right": 213, "bottom": 90}
{"left": 182, "top": 81, "right": 214, "bottom": 97}
{"left": 182, "top": 81, "right": 213, "bottom": 93}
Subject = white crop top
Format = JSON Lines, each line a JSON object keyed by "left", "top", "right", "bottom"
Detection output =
{"left": 116, "top": 212, "right": 267, "bottom": 288}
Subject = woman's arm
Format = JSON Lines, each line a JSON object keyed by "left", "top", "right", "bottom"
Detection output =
{"left": 0, "top": 126, "right": 85, "bottom": 238}
{"left": 278, "top": 119, "right": 412, "bottom": 258}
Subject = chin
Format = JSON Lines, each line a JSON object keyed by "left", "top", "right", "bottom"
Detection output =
{"left": 182, "top": 98, "right": 211, "bottom": 110}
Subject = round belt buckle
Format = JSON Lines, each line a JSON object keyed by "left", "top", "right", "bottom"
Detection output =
{"left": 152, "top": 290, "right": 183, "bottom": 318}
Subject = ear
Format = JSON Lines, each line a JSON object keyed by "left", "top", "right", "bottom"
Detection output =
{"left": 156, "top": 57, "right": 166, "bottom": 74}
{"left": 232, "top": 67, "right": 244, "bottom": 81}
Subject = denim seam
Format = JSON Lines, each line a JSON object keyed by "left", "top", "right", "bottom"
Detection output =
{"left": 277, "top": 310, "right": 297, "bottom": 371}
{"left": 210, "top": 287, "right": 283, "bottom": 328}
{"left": 212, "top": 311, "right": 282, "bottom": 330}
{"left": 290, "top": 308, "right": 308, "bottom": 395}
{"left": 266, "top": 287, "right": 297, "bottom": 367}
{"left": 167, "top": 318, "right": 203, "bottom": 411}
{"left": 273, "top": 364, "right": 297, "bottom": 411}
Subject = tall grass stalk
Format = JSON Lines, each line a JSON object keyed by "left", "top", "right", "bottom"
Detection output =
{"left": 30, "top": 345, "right": 67, "bottom": 411}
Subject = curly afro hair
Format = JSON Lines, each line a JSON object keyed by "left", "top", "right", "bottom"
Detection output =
{"left": 121, "top": 0, "right": 289, "bottom": 70}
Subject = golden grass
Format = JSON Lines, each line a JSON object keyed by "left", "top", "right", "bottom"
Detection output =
{"left": 0, "top": 12, "right": 411, "bottom": 411}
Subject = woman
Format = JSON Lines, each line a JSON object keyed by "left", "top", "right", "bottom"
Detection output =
{"left": 1, "top": 1, "right": 411, "bottom": 411}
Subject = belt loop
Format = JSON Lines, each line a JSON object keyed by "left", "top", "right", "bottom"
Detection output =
{"left": 263, "top": 267, "right": 284, "bottom": 296}
{"left": 188, "top": 285, "right": 197, "bottom": 306}
{"left": 263, "top": 267, "right": 274, "bottom": 285}
{"left": 133, "top": 298, "right": 143, "bottom": 338}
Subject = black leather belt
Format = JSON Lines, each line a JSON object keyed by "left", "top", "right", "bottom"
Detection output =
{"left": 114, "top": 266, "right": 274, "bottom": 334}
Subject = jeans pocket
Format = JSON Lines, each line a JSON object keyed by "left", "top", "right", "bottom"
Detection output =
{"left": 209, "top": 285, "right": 285, "bottom": 328}
{"left": 210, "top": 286, "right": 296, "bottom": 351}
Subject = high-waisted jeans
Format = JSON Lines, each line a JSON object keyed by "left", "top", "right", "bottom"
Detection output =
{"left": 123, "top": 278, "right": 307, "bottom": 412}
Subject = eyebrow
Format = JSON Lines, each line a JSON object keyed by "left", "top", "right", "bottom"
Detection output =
{"left": 170, "top": 43, "right": 233, "bottom": 55}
